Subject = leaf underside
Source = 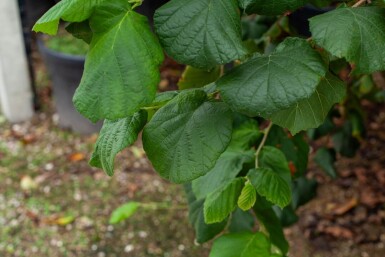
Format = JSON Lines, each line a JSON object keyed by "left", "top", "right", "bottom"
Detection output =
{"left": 90, "top": 110, "right": 147, "bottom": 176}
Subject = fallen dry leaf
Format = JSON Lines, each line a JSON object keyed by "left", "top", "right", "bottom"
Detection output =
{"left": 69, "top": 153, "right": 86, "bottom": 162}
{"left": 360, "top": 190, "right": 385, "bottom": 208}
{"left": 333, "top": 198, "right": 358, "bottom": 216}
{"left": 56, "top": 215, "right": 76, "bottom": 226}
{"left": 322, "top": 226, "right": 354, "bottom": 239}
{"left": 20, "top": 175, "right": 38, "bottom": 191}
{"left": 21, "top": 134, "right": 37, "bottom": 145}
{"left": 43, "top": 215, "right": 76, "bottom": 226}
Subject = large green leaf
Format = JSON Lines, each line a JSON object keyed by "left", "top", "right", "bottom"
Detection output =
{"left": 178, "top": 66, "right": 221, "bottom": 90}
{"left": 192, "top": 149, "right": 254, "bottom": 199}
{"left": 143, "top": 90, "right": 233, "bottom": 183}
{"left": 266, "top": 73, "right": 346, "bottom": 134}
{"left": 210, "top": 232, "right": 271, "bottom": 257}
{"left": 89, "top": 110, "right": 147, "bottom": 176}
{"left": 185, "top": 184, "right": 227, "bottom": 243}
{"left": 248, "top": 168, "right": 291, "bottom": 208}
{"left": 310, "top": 7, "right": 385, "bottom": 74}
{"left": 33, "top": 0, "right": 107, "bottom": 35}
{"left": 240, "top": 0, "right": 308, "bottom": 15}
{"left": 73, "top": 0, "right": 164, "bottom": 122}
{"left": 204, "top": 178, "right": 245, "bottom": 224}
{"left": 217, "top": 38, "right": 326, "bottom": 117}
{"left": 154, "top": 0, "right": 247, "bottom": 69}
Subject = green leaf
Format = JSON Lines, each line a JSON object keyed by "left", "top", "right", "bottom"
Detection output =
{"left": 151, "top": 91, "right": 179, "bottom": 107}
{"left": 332, "top": 120, "right": 360, "bottom": 158}
{"left": 192, "top": 149, "right": 255, "bottom": 199}
{"left": 258, "top": 146, "right": 291, "bottom": 184}
{"left": 310, "top": 7, "right": 385, "bottom": 74}
{"left": 314, "top": 147, "right": 337, "bottom": 178}
{"left": 178, "top": 66, "right": 221, "bottom": 90}
{"left": 266, "top": 73, "right": 346, "bottom": 134}
{"left": 309, "top": 0, "right": 335, "bottom": 7}
{"left": 273, "top": 205, "right": 299, "bottom": 227}
{"left": 217, "top": 38, "right": 326, "bottom": 117}
{"left": 229, "top": 120, "right": 261, "bottom": 150}
{"left": 185, "top": 184, "right": 227, "bottom": 243}
{"left": 240, "top": 0, "right": 308, "bottom": 16}
{"left": 238, "top": 181, "right": 257, "bottom": 211}
{"left": 373, "top": 0, "right": 385, "bottom": 7}
{"left": 33, "top": 0, "right": 107, "bottom": 35}
{"left": 291, "top": 177, "right": 317, "bottom": 208}
{"left": 109, "top": 202, "right": 139, "bottom": 224}
{"left": 143, "top": 90, "right": 233, "bottom": 183}
{"left": 266, "top": 126, "right": 309, "bottom": 177}
{"left": 248, "top": 168, "right": 291, "bottom": 208}
{"left": 210, "top": 232, "right": 271, "bottom": 257}
{"left": 204, "top": 178, "right": 245, "bottom": 224}
{"left": 229, "top": 208, "right": 255, "bottom": 233}
{"left": 73, "top": 0, "right": 164, "bottom": 122}
{"left": 154, "top": 0, "right": 248, "bottom": 69}
{"left": 253, "top": 199, "right": 289, "bottom": 254}
{"left": 66, "top": 21, "right": 93, "bottom": 44}
{"left": 191, "top": 118, "right": 258, "bottom": 199}
{"left": 89, "top": 110, "right": 147, "bottom": 176}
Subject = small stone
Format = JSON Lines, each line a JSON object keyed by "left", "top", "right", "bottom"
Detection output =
{"left": 97, "top": 252, "right": 106, "bottom": 257}
{"left": 44, "top": 163, "right": 54, "bottom": 171}
{"left": 138, "top": 231, "right": 148, "bottom": 238}
{"left": 124, "top": 244, "right": 134, "bottom": 253}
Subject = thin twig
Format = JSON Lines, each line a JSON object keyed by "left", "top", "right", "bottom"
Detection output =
{"left": 255, "top": 122, "right": 273, "bottom": 168}
{"left": 353, "top": 0, "right": 367, "bottom": 7}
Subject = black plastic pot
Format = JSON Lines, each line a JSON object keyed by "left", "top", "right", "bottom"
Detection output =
{"left": 37, "top": 38, "right": 102, "bottom": 134}
{"left": 289, "top": 5, "right": 334, "bottom": 37}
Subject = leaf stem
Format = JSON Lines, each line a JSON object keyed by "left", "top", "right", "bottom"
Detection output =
{"left": 255, "top": 121, "right": 273, "bottom": 168}
{"left": 141, "top": 105, "right": 163, "bottom": 111}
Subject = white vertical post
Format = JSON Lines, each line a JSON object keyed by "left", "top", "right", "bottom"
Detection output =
{"left": 0, "top": 0, "right": 34, "bottom": 122}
